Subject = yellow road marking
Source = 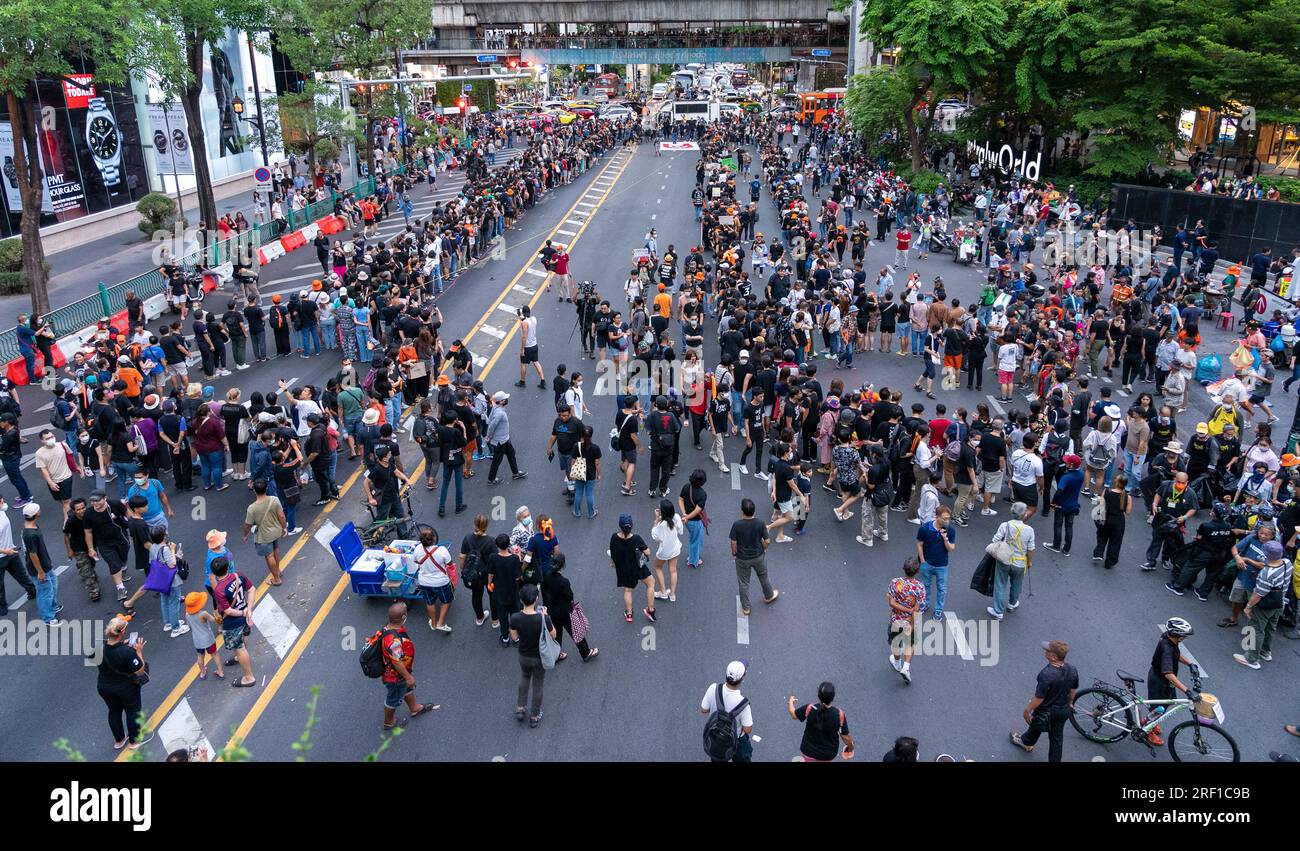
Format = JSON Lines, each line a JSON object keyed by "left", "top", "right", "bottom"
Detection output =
{"left": 109, "top": 151, "right": 634, "bottom": 760}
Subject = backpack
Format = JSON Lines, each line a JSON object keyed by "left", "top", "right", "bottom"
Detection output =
{"left": 461, "top": 540, "right": 485, "bottom": 586}
{"left": 1085, "top": 435, "right": 1113, "bottom": 469}
{"left": 703, "top": 683, "right": 749, "bottom": 761}
{"left": 50, "top": 400, "right": 70, "bottom": 431}
{"left": 359, "top": 627, "right": 401, "bottom": 679}
{"left": 635, "top": 329, "right": 655, "bottom": 356}
{"left": 870, "top": 466, "right": 895, "bottom": 507}
{"left": 1043, "top": 431, "right": 1069, "bottom": 465}
{"left": 653, "top": 413, "right": 677, "bottom": 450}
{"left": 943, "top": 439, "right": 964, "bottom": 463}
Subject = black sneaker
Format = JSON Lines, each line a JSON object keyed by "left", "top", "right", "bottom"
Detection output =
{"left": 954, "top": 517, "right": 969, "bottom": 527}
{"left": 1043, "top": 543, "right": 1061, "bottom": 553}
{"left": 512, "top": 471, "right": 527, "bottom": 480}
{"left": 313, "top": 498, "right": 330, "bottom": 506}
{"left": 1194, "top": 589, "right": 1209, "bottom": 602}
{"left": 514, "top": 380, "right": 526, "bottom": 388}
{"left": 538, "top": 380, "right": 547, "bottom": 389}
{"left": 1140, "top": 562, "right": 1157, "bottom": 571}
{"left": 455, "top": 504, "right": 468, "bottom": 514}
{"left": 486, "top": 478, "right": 501, "bottom": 485}
{"left": 1165, "top": 582, "right": 1184, "bottom": 596}
{"left": 642, "top": 607, "right": 657, "bottom": 623}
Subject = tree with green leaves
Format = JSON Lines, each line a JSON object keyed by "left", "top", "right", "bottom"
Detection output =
{"left": 276, "top": 0, "right": 434, "bottom": 180}
{"left": 129, "top": 0, "right": 271, "bottom": 234}
{"left": 853, "top": 0, "right": 1010, "bottom": 172}
{"left": 261, "top": 80, "right": 355, "bottom": 180}
{"left": 0, "top": 0, "right": 135, "bottom": 313}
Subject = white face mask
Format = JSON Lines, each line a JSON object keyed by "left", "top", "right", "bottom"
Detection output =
{"left": 134, "top": 477, "right": 148, "bottom": 487}
{"left": 43, "top": 438, "right": 56, "bottom": 448}
{"left": 521, "top": 516, "right": 532, "bottom": 527}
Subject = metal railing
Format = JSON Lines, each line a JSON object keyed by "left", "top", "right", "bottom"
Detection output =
{"left": 0, "top": 169, "right": 394, "bottom": 362}
{"left": 407, "top": 26, "right": 835, "bottom": 53}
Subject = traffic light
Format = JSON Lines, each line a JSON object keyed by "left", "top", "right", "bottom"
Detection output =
{"left": 507, "top": 58, "right": 518, "bottom": 69}
{"left": 458, "top": 95, "right": 468, "bottom": 116}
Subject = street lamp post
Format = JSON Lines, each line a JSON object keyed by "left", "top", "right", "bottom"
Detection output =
{"left": 246, "top": 32, "right": 270, "bottom": 166}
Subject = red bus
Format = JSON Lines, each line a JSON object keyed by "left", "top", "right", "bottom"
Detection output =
{"left": 798, "top": 90, "right": 845, "bottom": 124}
{"left": 593, "top": 73, "right": 625, "bottom": 99}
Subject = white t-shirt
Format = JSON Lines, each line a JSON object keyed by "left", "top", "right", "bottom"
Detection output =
{"left": 416, "top": 544, "right": 453, "bottom": 588}
{"left": 997, "top": 343, "right": 1021, "bottom": 372}
{"left": 700, "top": 683, "right": 753, "bottom": 733}
{"left": 294, "top": 399, "right": 323, "bottom": 437}
{"left": 1010, "top": 449, "right": 1044, "bottom": 486}
{"left": 35, "top": 443, "right": 73, "bottom": 483}
{"left": 522, "top": 316, "right": 539, "bottom": 348}
{"left": 652, "top": 516, "right": 683, "bottom": 560}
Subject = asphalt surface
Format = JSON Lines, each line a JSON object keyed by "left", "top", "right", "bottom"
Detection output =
{"left": 2, "top": 135, "right": 1295, "bottom": 763}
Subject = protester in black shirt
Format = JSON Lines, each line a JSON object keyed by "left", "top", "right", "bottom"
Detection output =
{"left": 788, "top": 682, "right": 855, "bottom": 761}
{"left": 1011, "top": 639, "right": 1078, "bottom": 762}
{"left": 487, "top": 533, "right": 523, "bottom": 644}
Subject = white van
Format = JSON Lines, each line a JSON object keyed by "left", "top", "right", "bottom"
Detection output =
{"left": 651, "top": 82, "right": 668, "bottom": 99}
{"left": 670, "top": 100, "right": 718, "bottom": 123}
{"left": 670, "top": 70, "right": 696, "bottom": 91}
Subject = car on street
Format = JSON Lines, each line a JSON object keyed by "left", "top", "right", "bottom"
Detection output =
{"left": 503, "top": 101, "right": 534, "bottom": 113}
{"left": 600, "top": 105, "right": 635, "bottom": 119}
{"left": 652, "top": 82, "right": 668, "bottom": 99}
{"left": 565, "top": 99, "right": 600, "bottom": 112}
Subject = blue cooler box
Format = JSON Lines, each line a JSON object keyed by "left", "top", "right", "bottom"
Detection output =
{"left": 330, "top": 522, "right": 387, "bottom": 596}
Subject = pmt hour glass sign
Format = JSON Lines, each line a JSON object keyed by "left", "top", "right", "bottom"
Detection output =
{"left": 966, "top": 139, "right": 1042, "bottom": 181}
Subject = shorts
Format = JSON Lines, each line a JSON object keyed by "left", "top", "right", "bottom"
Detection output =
{"left": 837, "top": 480, "right": 861, "bottom": 496}
{"left": 420, "top": 584, "right": 453, "bottom": 605}
{"left": 888, "top": 619, "right": 919, "bottom": 649}
{"left": 978, "top": 470, "right": 1004, "bottom": 494}
{"left": 1011, "top": 482, "right": 1039, "bottom": 505}
{"left": 465, "top": 439, "right": 477, "bottom": 455}
{"left": 384, "top": 679, "right": 411, "bottom": 709}
{"left": 943, "top": 354, "right": 963, "bottom": 370}
{"left": 1228, "top": 580, "right": 1249, "bottom": 604}
{"left": 222, "top": 623, "right": 251, "bottom": 651}
{"left": 921, "top": 360, "right": 937, "bottom": 379}
{"left": 521, "top": 345, "right": 539, "bottom": 364}
{"left": 49, "top": 478, "right": 72, "bottom": 502}
{"left": 997, "top": 369, "right": 1015, "bottom": 385}
{"left": 165, "top": 361, "right": 188, "bottom": 379}
{"left": 620, "top": 448, "right": 637, "bottom": 464}
{"left": 255, "top": 540, "right": 279, "bottom": 558}
{"left": 196, "top": 643, "right": 217, "bottom": 657}
{"left": 1249, "top": 393, "right": 1266, "bottom": 405}
{"left": 776, "top": 498, "right": 796, "bottom": 517}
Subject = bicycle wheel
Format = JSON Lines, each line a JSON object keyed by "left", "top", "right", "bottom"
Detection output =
{"left": 1069, "top": 687, "right": 1134, "bottom": 744}
{"left": 1168, "top": 720, "right": 1240, "bottom": 763}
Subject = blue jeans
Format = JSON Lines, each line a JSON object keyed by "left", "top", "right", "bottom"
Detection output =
{"left": 345, "top": 414, "right": 362, "bottom": 444}
{"left": 321, "top": 317, "right": 337, "bottom": 350}
{"left": 284, "top": 501, "right": 297, "bottom": 531}
{"left": 386, "top": 397, "right": 402, "bottom": 429}
{"left": 686, "top": 518, "right": 704, "bottom": 566}
{"left": 911, "top": 327, "right": 926, "bottom": 355}
{"left": 356, "top": 328, "right": 372, "bottom": 362}
{"left": 21, "top": 350, "right": 36, "bottom": 382}
{"left": 199, "top": 451, "right": 225, "bottom": 488}
{"left": 920, "top": 562, "right": 949, "bottom": 617}
{"left": 991, "top": 561, "right": 1025, "bottom": 616}
{"left": 300, "top": 326, "right": 321, "bottom": 356}
{"left": 844, "top": 206, "right": 854, "bottom": 226}
{"left": 112, "top": 461, "right": 136, "bottom": 498}
{"left": 694, "top": 206, "right": 703, "bottom": 221}
{"left": 35, "top": 572, "right": 58, "bottom": 622}
{"left": 439, "top": 463, "right": 464, "bottom": 512}
{"left": 2, "top": 455, "right": 31, "bottom": 501}
{"left": 896, "top": 321, "right": 911, "bottom": 349}
{"left": 572, "top": 479, "right": 596, "bottom": 518}
{"left": 1122, "top": 450, "right": 1144, "bottom": 492}
{"left": 730, "top": 390, "right": 745, "bottom": 431}
{"left": 160, "top": 580, "right": 182, "bottom": 627}
{"left": 837, "top": 339, "right": 855, "bottom": 368}
{"left": 431, "top": 266, "right": 444, "bottom": 294}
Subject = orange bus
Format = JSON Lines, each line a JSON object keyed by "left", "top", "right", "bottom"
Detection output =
{"left": 798, "top": 89, "right": 845, "bottom": 124}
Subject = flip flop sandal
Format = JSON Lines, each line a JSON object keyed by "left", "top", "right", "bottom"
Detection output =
{"left": 198, "top": 670, "right": 207, "bottom": 680}
{"left": 1217, "top": 618, "right": 1238, "bottom": 628}
{"left": 411, "top": 703, "right": 439, "bottom": 718}
{"left": 232, "top": 679, "right": 257, "bottom": 688}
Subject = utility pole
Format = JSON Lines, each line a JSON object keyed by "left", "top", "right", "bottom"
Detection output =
{"left": 246, "top": 31, "right": 270, "bottom": 166}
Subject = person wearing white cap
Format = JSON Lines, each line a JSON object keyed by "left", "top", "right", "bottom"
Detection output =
{"left": 22, "top": 501, "right": 63, "bottom": 625}
{"left": 485, "top": 391, "right": 527, "bottom": 485}
{"left": 700, "top": 660, "right": 754, "bottom": 762}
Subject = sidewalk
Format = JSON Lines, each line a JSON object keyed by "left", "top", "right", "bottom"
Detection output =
{"left": 0, "top": 189, "right": 258, "bottom": 320}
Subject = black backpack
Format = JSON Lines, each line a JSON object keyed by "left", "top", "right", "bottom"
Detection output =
{"left": 359, "top": 627, "right": 400, "bottom": 679}
{"left": 1043, "top": 431, "right": 1069, "bottom": 465}
{"left": 461, "top": 539, "right": 485, "bottom": 586}
{"left": 50, "top": 400, "right": 70, "bottom": 431}
{"left": 703, "top": 683, "right": 749, "bottom": 761}
{"left": 653, "top": 413, "right": 677, "bottom": 450}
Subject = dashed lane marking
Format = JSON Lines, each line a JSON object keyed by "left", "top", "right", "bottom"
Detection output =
{"left": 496, "top": 303, "right": 522, "bottom": 316}
{"left": 525, "top": 268, "right": 548, "bottom": 278}
{"left": 986, "top": 394, "right": 1006, "bottom": 416}
{"left": 556, "top": 229, "right": 577, "bottom": 236}
{"left": 944, "top": 612, "right": 975, "bottom": 661}
{"left": 252, "top": 593, "right": 301, "bottom": 660}
{"left": 157, "top": 698, "right": 215, "bottom": 762}
{"left": 478, "top": 324, "right": 507, "bottom": 340}
{"left": 736, "top": 596, "right": 750, "bottom": 645}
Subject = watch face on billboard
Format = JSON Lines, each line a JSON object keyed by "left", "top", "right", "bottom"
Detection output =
{"left": 87, "top": 114, "right": 119, "bottom": 159}
{"left": 154, "top": 129, "right": 168, "bottom": 155}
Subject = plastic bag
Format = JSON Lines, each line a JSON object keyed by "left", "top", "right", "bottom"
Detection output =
{"left": 1195, "top": 353, "right": 1222, "bottom": 384}
{"left": 1229, "top": 344, "right": 1253, "bottom": 370}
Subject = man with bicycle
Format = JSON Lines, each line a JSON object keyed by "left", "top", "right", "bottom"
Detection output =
{"left": 365, "top": 445, "right": 412, "bottom": 537}
{"left": 1147, "top": 617, "right": 1197, "bottom": 746}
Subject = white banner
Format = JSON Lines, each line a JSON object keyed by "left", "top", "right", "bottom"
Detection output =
{"left": 659, "top": 141, "right": 700, "bottom": 151}
{"left": 146, "top": 103, "right": 195, "bottom": 175}
{"left": 0, "top": 122, "right": 54, "bottom": 213}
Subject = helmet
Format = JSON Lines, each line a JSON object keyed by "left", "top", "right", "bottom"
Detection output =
{"left": 1255, "top": 503, "right": 1276, "bottom": 520}
{"left": 1164, "top": 617, "right": 1194, "bottom": 638}
{"left": 1211, "top": 501, "right": 1229, "bottom": 520}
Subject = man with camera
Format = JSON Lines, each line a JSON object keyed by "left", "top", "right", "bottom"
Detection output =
{"left": 575, "top": 282, "right": 599, "bottom": 359}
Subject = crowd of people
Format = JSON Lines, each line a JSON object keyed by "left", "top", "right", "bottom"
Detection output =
{"left": 6, "top": 84, "right": 1297, "bottom": 760}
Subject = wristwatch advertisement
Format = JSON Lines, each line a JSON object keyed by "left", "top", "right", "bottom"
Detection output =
{"left": 84, "top": 96, "right": 123, "bottom": 187}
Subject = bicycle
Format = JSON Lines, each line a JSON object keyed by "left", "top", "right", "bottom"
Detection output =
{"left": 359, "top": 489, "right": 435, "bottom": 549}
{"left": 1069, "top": 665, "right": 1239, "bottom": 762}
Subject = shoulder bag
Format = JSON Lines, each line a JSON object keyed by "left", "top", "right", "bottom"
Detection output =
{"left": 538, "top": 611, "right": 561, "bottom": 670}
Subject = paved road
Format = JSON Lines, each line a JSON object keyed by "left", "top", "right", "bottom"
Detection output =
{"left": 2, "top": 138, "right": 1294, "bottom": 763}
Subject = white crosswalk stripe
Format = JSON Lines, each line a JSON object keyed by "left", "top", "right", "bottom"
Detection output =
{"left": 252, "top": 593, "right": 301, "bottom": 659}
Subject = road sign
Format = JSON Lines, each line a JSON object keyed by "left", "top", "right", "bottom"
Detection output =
{"left": 254, "top": 165, "right": 272, "bottom": 194}
{"left": 462, "top": 83, "right": 473, "bottom": 93}
{"left": 811, "top": 48, "right": 832, "bottom": 57}
{"left": 476, "top": 54, "right": 497, "bottom": 63}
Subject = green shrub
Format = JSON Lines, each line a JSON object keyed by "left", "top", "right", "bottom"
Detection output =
{"left": 136, "top": 192, "right": 178, "bottom": 236}
{"left": 1257, "top": 176, "right": 1300, "bottom": 203}
{"left": 0, "top": 238, "right": 20, "bottom": 273}
{"left": 0, "top": 271, "right": 26, "bottom": 295}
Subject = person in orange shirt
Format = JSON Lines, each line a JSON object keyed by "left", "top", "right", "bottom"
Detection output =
{"left": 115, "top": 356, "right": 145, "bottom": 407}
{"left": 653, "top": 283, "right": 672, "bottom": 319}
